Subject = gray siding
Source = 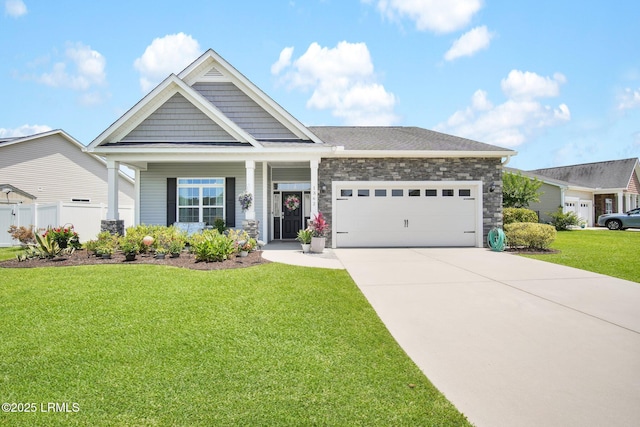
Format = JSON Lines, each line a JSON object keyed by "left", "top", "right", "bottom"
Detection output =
{"left": 192, "top": 82, "right": 298, "bottom": 140}
{"left": 272, "top": 167, "right": 310, "bottom": 182}
{"left": 0, "top": 133, "right": 134, "bottom": 205}
{"left": 529, "top": 183, "right": 562, "bottom": 224}
{"left": 122, "top": 93, "right": 237, "bottom": 142}
{"left": 140, "top": 162, "right": 264, "bottom": 230}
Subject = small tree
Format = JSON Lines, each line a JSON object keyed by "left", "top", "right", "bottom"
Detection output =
{"left": 502, "top": 171, "right": 543, "bottom": 208}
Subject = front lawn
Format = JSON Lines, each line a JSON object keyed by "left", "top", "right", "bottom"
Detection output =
{"left": 523, "top": 230, "right": 640, "bottom": 283}
{"left": 0, "top": 263, "right": 470, "bottom": 426}
{"left": 0, "top": 246, "right": 21, "bottom": 261}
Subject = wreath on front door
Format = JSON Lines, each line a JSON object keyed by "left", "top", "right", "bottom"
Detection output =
{"left": 284, "top": 194, "right": 301, "bottom": 211}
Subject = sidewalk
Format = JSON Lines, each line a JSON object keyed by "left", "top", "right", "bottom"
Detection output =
{"left": 261, "top": 241, "right": 344, "bottom": 269}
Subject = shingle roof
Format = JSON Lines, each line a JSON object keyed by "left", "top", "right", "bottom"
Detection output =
{"left": 529, "top": 158, "right": 639, "bottom": 189}
{"left": 307, "top": 126, "right": 513, "bottom": 152}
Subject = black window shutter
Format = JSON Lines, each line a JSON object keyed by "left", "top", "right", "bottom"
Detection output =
{"left": 167, "top": 178, "right": 177, "bottom": 226}
{"left": 225, "top": 177, "right": 236, "bottom": 227}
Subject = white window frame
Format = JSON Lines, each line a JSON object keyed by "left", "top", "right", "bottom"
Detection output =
{"left": 177, "top": 178, "right": 225, "bottom": 225}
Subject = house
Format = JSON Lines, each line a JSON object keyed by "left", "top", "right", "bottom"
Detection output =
{"left": 0, "top": 129, "right": 135, "bottom": 205}
{"left": 507, "top": 158, "right": 640, "bottom": 226}
{"left": 86, "top": 49, "right": 516, "bottom": 248}
{"left": 0, "top": 129, "right": 135, "bottom": 245}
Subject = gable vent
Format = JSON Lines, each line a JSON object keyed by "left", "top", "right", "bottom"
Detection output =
{"left": 204, "top": 66, "right": 224, "bottom": 78}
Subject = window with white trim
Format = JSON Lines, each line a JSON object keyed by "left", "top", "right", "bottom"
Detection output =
{"left": 177, "top": 178, "right": 224, "bottom": 225}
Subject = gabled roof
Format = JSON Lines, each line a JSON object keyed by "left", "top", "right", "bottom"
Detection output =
{"left": 2, "top": 129, "right": 134, "bottom": 185}
{"left": 0, "top": 184, "right": 36, "bottom": 200}
{"left": 0, "top": 129, "right": 83, "bottom": 150}
{"left": 308, "top": 126, "right": 516, "bottom": 157}
{"left": 88, "top": 49, "right": 322, "bottom": 152}
{"left": 529, "top": 158, "right": 640, "bottom": 190}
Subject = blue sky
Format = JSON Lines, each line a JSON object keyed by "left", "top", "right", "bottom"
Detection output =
{"left": 1, "top": 0, "right": 639, "bottom": 169}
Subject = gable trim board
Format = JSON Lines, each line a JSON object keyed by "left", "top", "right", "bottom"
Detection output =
{"left": 86, "top": 48, "right": 516, "bottom": 248}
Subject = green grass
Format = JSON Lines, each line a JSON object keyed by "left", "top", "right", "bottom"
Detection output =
{"left": 0, "top": 263, "right": 470, "bottom": 426}
{"left": 523, "top": 230, "right": 640, "bottom": 283}
{"left": 0, "top": 246, "right": 21, "bottom": 261}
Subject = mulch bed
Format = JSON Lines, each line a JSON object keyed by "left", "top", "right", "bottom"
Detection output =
{"left": 505, "top": 248, "right": 560, "bottom": 255}
{"left": 0, "top": 249, "right": 269, "bottom": 271}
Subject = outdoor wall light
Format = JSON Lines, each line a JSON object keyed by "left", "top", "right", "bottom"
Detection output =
{"left": 489, "top": 182, "right": 496, "bottom": 193}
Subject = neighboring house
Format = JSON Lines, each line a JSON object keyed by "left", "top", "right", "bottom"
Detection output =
{"left": 0, "top": 130, "right": 135, "bottom": 205}
{"left": 86, "top": 49, "right": 516, "bottom": 248}
{"left": 507, "top": 158, "right": 640, "bottom": 226}
{"left": 0, "top": 130, "right": 136, "bottom": 245}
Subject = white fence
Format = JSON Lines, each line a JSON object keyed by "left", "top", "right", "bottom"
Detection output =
{"left": 0, "top": 202, "right": 134, "bottom": 247}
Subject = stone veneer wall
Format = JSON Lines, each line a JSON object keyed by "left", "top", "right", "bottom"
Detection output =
{"left": 318, "top": 157, "right": 504, "bottom": 247}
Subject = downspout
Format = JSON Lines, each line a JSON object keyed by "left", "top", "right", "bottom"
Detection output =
{"left": 501, "top": 155, "right": 512, "bottom": 166}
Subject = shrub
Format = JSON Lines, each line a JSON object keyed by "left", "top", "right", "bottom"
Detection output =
{"left": 7, "top": 225, "right": 35, "bottom": 245}
{"left": 191, "top": 229, "right": 237, "bottom": 262}
{"left": 85, "top": 231, "right": 118, "bottom": 256}
{"left": 214, "top": 218, "right": 227, "bottom": 234}
{"left": 504, "top": 222, "right": 556, "bottom": 250}
{"left": 548, "top": 207, "right": 581, "bottom": 231}
{"left": 30, "top": 231, "right": 75, "bottom": 259}
{"left": 503, "top": 207, "right": 538, "bottom": 225}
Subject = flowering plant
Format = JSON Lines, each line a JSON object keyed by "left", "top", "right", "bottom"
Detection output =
{"left": 44, "top": 225, "right": 80, "bottom": 249}
{"left": 238, "top": 191, "right": 253, "bottom": 211}
{"left": 239, "top": 238, "right": 256, "bottom": 252}
{"left": 308, "top": 212, "right": 329, "bottom": 237}
{"left": 284, "top": 194, "right": 300, "bottom": 211}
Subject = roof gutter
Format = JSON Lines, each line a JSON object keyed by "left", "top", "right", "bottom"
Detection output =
{"left": 326, "top": 149, "right": 517, "bottom": 159}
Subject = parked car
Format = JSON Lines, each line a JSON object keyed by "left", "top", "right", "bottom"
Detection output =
{"left": 597, "top": 208, "right": 640, "bottom": 230}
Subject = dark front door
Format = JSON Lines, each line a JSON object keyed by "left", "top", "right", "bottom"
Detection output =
{"left": 282, "top": 191, "right": 302, "bottom": 239}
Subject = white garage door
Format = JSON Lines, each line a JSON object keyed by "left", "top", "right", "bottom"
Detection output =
{"left": 334, "top": 181, "right": 481, "bottom": 247}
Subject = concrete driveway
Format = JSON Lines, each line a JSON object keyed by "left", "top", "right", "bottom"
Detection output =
{"left": 333, "top": 248, "right": 640, "bottom": 427}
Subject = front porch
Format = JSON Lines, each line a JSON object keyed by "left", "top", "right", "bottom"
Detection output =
{"left": 104, "top": 158, "right": 321, "bottom": 243}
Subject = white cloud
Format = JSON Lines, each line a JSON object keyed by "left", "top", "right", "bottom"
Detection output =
{"left": 134, "top": 33, "right": 202, "bottom": 93}
{"left": 444, "top": 26, "right": 493, "bottom": 61}
{"left": 617, "top": 87, "right": 640, "bottom": 110}
{"left": 435, "top": 71, "right": 570, "bottom": 147}
{"left": 271, "top": 46, "right": 294, "bottom": 75}
{"left": 0, "top": 124, "right": 52, "bottom": 138}
{"left": 501, "top": 70, "right": 566, "bottom": 100}
{"left": 5, "top": 0, "right": 27, "bottom": 18}
{"left": 272, "top": 41, "right": 398, "bottom": 125}
{"left": 366, "top": 0, "right": 483, "bottom": 33}
{"left": 37, "top": 42, "right": 106, "bottom": 91}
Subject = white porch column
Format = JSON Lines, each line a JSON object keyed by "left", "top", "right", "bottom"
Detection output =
{"left": 617, "top": 191, "right": 624, "bottom": 213}
{"left": 107, "top": 159, "right": 120, "bottom": 220}
{"left": 134, "top": 168, "right": 141, "bottom": 225}
{"left": 245, "top": 160, "right": 256, "bottom": 220}
{"left": 625, "top": 193, "right": 631, "bottom": 211}
{"left": 310, "top": 159, "right": 319, "bottom": 216}
{"left": 262, "top": 161, "right": 268, "bottom": 241}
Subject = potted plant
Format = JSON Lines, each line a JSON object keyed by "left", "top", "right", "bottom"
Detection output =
{"left": 119, "top": 237, "right": 139, "bottom": 261}
{"left": 155, "top": 246, "right": 167, "bottom": 259}
{"left": 238, "top": 191, "right": 253, "bottom": 212}
{"left": 309, "top": 212, "right": 329, "bottom": 253}
{"left": 96, "top": 244, "right": 114, "bottom": 259}
{"left": 238, "top": 239, "right": 255, "bottom": 257}
{"left": 296, "top": 228, "right": 313, "bottom": 253}
{"left": 169, "top": 238, "right": 184, "bottom": 258}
